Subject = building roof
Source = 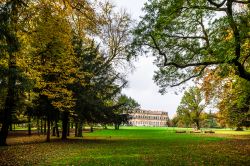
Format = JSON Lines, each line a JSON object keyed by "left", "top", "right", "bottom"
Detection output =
{"left": 131, "top": 109, "right": 168, "bottom": 115}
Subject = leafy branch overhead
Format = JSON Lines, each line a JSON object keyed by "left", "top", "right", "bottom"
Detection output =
{"left": 131, "top": 0, "right": 250, "bottom": 92}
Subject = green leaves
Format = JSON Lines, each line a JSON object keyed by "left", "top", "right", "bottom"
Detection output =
{"left": 177, "top": 87, "right": 205, "bottom": 129}
{"left": 131, "top": 0, "right": 250, "bottom": 91}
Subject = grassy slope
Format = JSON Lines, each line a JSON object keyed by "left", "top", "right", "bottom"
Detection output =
{"left": 0, "top": 127, "right": 249, "bottom": 166}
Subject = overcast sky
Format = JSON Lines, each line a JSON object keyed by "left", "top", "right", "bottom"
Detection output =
{"left": 113, "top": 0, "right": 184, "bottom": 118}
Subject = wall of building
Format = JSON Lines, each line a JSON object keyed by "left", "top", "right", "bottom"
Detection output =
{"left": 128, "top": 109, "right": 168, "bottom": 127}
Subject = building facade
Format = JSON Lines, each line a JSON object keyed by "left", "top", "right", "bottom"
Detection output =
{"left": 128, "top": 109, "right": 168, "bottom": 127}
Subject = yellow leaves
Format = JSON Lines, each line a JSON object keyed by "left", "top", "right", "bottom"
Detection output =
{"left": 225, "top": 30, "right": 233, "bottom": 41}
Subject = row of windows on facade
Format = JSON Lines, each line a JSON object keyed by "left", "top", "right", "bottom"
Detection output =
{"left": 133, "top": 110, "right": 167, "bottom": 114}
{"left": 129, "top": 121, "right": 166, "bottom": 125}
{"left": 132, "top": 115, "right": 167, "bottom": 120}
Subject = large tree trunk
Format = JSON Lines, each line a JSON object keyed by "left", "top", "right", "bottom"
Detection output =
{"left": 0, "top": 1, "right": 21, "bottom": 146}
{"left": 0, "top": 53, "right": 17, "bottom": 146}
{"left": 195, "top": 120, "right": 200, "bottom": 130}
{"left": 62, "top": 111, "right": 69, "bottom": 140}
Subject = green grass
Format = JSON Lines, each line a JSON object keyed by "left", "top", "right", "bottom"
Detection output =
{"left": 1, "top": 127, "right": 249, "bottom": 166}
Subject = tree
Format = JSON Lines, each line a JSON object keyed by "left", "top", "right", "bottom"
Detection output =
{"left": 177, "top": 87, "right": 206, "bottom": 130}
{"left": 29, "top": 2, "right": 76, "bottom": 141}
{"left": 217, "top": 77, "right": 250, "bottom": 130}
{"left": 71, "top": 35, "right": 128, "bottom": 135}
{"left": 201, "top": 66, "right": 250, "bottom": 130}
{"left": 0, "top": 0, "right": 29, "bottom": 146}
{"left": 97, "top": 1, "right": 133, "bottom": 69}
{"left": 131, "top": 0, "right": 250, "bottom": 93}
{"left": 113, "top": 95, "right": 140, "bottom": 130}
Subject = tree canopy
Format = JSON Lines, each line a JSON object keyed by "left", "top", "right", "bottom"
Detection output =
{"left": 131, "top": 0, "right": 250, "bottom": 93}
{"left": 0, "top": 0, "right": 135, "bottom": 146}
{"left": 177, "top": 87, "right": 206, "bottom": 129}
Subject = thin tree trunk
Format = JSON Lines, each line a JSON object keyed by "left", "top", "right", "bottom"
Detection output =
{"left": 46, "top": 118, "right": 51, "bottom": 142}
{"left": 62, "top": 111, "right": 69, "bottom": 140}
{"left": 40, "top": 119, "right": 43, "bottom": 134}
{"left": 90, "top": 125, "right": 93, "bottom": 132}
{"left": 37, "top": 119, "right": 40, "bottom": 135}
{"left": 77, "top": 122, "right": 83, "bottom": 137}
{"left": 28, "top": 116, "right": 31, "bottom": 135}
{"left": 52, "top": 123, "right": 56, "bottom": 136}
{"left": 9, "top": 124, "right": 13, "bottom": 131}
{"left": 75, "top": 122, "right": 78, "bottom": 137}
{"left": 44, "top": 118, "right": 46, "bottom": 134}
{"left": 67, "top": 122, "right": 70, "bottom": 136}
{"left": 55, "top": 121, "right": 59, "bottom": 137}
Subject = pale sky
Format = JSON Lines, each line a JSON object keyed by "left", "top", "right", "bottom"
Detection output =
{"left": 113, "top": 0, "right": 184, "bottom": 118}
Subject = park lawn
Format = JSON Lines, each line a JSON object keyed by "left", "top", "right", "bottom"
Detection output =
{"left": 0, "top": 127, "right": 249, "bottom": 166}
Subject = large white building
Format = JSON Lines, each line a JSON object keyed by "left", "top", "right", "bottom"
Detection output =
{"left": 128, "top": 109, "right": 168, "bottom": 127}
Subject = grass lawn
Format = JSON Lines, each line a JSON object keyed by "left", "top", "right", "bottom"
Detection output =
{"left": 0, "top": 127, "right": 249, "bottom": 165}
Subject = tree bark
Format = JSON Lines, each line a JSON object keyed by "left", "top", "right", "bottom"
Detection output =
{"left": 77, "top": 122, "right": 83, "bottom": 137}
{"left": 195, "top": 120, "right": 200, "bottom": 130}
{"left": 28, "top": 116, "right": 31, "bottom": 135}
{"left": 9, "top": 124, "right": 13, "bottom": 131}
{"left": 37, "top": 119, "right": 40, "bottom": 135}
{"left": 55, "top": 121, "right": 59, "bottom": 137}
{"left": 46, "top": 118, "right": 51, "bottom": 142}
{"left": 52, "top": 123, "right": 56, "bottom": 136}
{"left": 115, "top": 124, "right": 120, "bottom": 130}
{"left": 75, "top": 122, "right": 78, "bottom": 137}
{"left": 62, "top": 111, "right": 69, "bottom": 140}
{"left": 0, "top": 1, "right": 20, "bottom": 146}
{"left": 67, "top": 122, "right": 70, "bottom": 136}
{"left": 40, "top": 119, "right": 43, "bottom": 134}
{"left": 0, "top": 53, "right": 17, "bottom": 146}
{"left": 44, "top": 118, "right": 46, "bottom": 134}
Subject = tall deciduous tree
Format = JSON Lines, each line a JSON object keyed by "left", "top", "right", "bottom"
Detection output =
{"left": 30, "top": 2, "right": 76, "bottom": 141}
{"left": 217, "top": 77, "right": 250, "bottom": 130}
{"left": 177, "top": 87, "right": 206, "bottom": 130}
{"left": 131, "top": 0, "right": 250, "bottom": 93}
{"left": 97, "top": 1, "right": 133, "bottom": 69}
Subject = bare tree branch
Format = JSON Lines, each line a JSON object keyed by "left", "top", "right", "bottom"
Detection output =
{"left": 171, "top": 66, "right": 206, "bottom": 87}
{"left": 207, "top": 0, "right": 227, "bottom": 8}
{"left": 164, "top": 61, "right": 224, "bottom": 69}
